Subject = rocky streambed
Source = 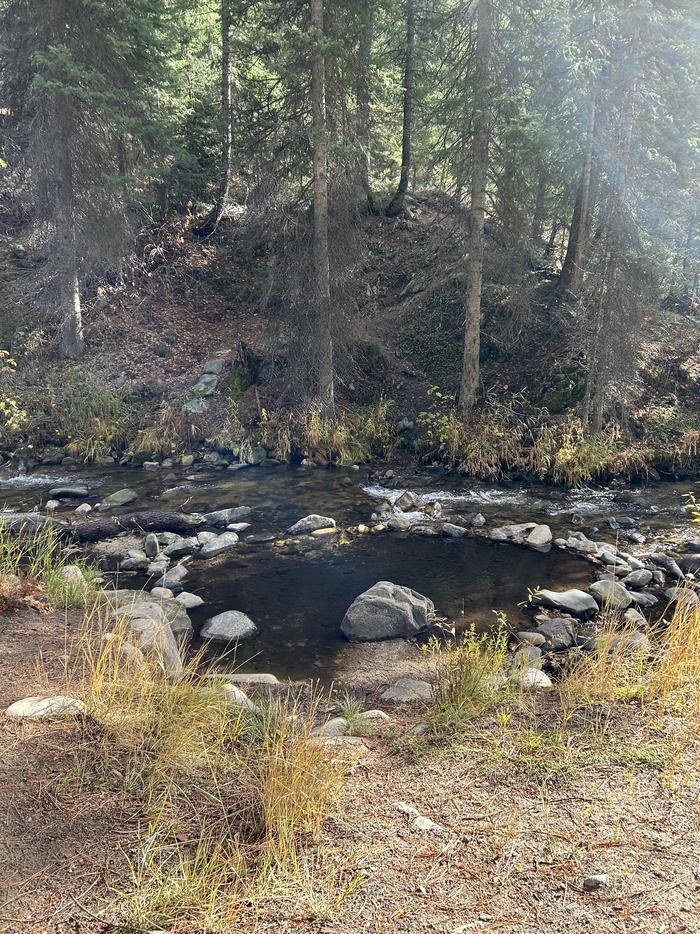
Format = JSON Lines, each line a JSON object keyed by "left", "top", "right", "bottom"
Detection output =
{"left": 1, "top": 461, "right": 699, "bottom": 691}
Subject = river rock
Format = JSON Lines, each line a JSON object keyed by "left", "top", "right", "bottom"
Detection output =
{"left": 176, "top": 591, "right": 204, "bottom": 609}
{"left": 386, "top": 514, "right": 412, "bottom": 531}
{"left": 512, "top": 645, "right": 543, "bottom": 668}
{"left": 516, "top": 631, "right": 546, "bottom": 647}
{"left": 526, "top": 524, "right": 552, "bottom": 547}
{"left": 629, "top": 591, "right": 658, "bottom": 609}
{"left": 532, "top": 588, "right": 598, "bottom": 619}
{"left": 589, "top": 579, "right": 633, "bottom": 610}
{"left": 536, "top": 617, "right": 576, "bottom": 650}
{"left": 245, "top": 533, "right": 276, "bottom": 544}
{"left": 163, "top": 536, "right": 199, "bottom": 558}
{"left": 102, "top": 591, "right": 185, "bottom": 677}
{"left": 519, "top": 669, "right": 553, "bottom": 690}
{"left": 220, "top": 684, "right": 259, "bottom": 714}
{"left": 685, "top": 540, "right": 700, "bottom": 554}
{"left": 341, "top": 581, "right": 434, "bottom": 642}
{"left": 608, "top": 516, "right": 636, "bottom": 530}
{"left": 201, "top": 610, "right": 259, "bottom": 643}
{"left": 441, "top": 522, "right": 468, "bottom": 538}
{"left": 49, "top": 484, "right": 88, "bottom": 499}
{"left": 648, "top": 553, "right": 684, "bottom": 580}
{"left": 470, "top": 513, "right": 486, "bottom": 528}
{"left": 75, "top": 503, "right": 92, "bottom": 514}
{"left": 287, "top": 514, "right": 336, "bottom": 535}
{"left": 98, "top": 488, "right": 138, "bottom": 511}
{"left": 151, "top": 586, "right": 175, "bottom": 599}
{"left": 144, "top": 533, "right": 160, "bottom": 559}
{"left": 203, "top": 507, "right": 252, "bottom": 527}
{"left": 394, "top": 491, "right": 418, "bottom": 512}
{"left": 680, "top": 554, "right": 700, "bottom": 575}
{"left": 596, "top": 631, "right": 651, "bottom": 656}
{"left": 198, "top": 532, "right": 239, "bottom": 558}
{"left": 621, "top": 569, "right": 653, "bottom": 589}
{"left": 311, "top": 716, "right": 348, "bottom": 737}
{"left": 381, "top": 677, "right": 433, "bottom": 703}
{"left": 490, "top": 522, "right": 537, "bottom": 542}
{"left": 6, "top": 695, "right": 85, "bottom": 720}
{"left": 60, "top": 565, "right": 87, "bottom": 588}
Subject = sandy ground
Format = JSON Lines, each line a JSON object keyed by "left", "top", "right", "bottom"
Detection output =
{"left": 1, "top": 603, "right": 699, "bottom": 933}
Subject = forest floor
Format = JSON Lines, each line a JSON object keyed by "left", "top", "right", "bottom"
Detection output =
{"left": 1, "top": 603, "right": 699, "bottom": 934}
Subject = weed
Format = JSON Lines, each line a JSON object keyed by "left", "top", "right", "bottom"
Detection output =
{"left": 338, "top": 692, "right": 369, "bottom": 735}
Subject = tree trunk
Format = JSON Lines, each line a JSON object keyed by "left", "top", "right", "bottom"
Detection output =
{"left": 583, "top": 26, "right": 640, "bottom": 432}
{"left": 458, "top": 0, "right": 492, "bottom": 413}
{"left": 194, "top": 0, "right": 232, "bottom": 237}
{"left": 72, "top": 511, "right": 204, "bottom": 543}
{"left": 54, "top": 97, "right": 83, "bottom": 360}
{"left": 357, "top": 0, "right": 376, "bottom": 213}
{"left": 385, "top": 0, "right": 415, "bottom": 217}
{"left": 531, "top": 167, "right": 547, "bottom": 246}
{"left": 311, "top": 0, "right": 334, "bottom": 412}
{"left": 559, "top": 92, "right": 596, "bottom": 297}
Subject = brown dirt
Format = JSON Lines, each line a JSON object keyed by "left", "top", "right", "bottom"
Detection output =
{"left": 2, "top": 600, "right": 699, "bottom": 933}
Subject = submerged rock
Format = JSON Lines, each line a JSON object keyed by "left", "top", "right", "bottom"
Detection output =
{"left": 98, "top": 488, "right": 138, "bottom": 511}
{"left": 204, "top": 507, "right": 252, "bottom": 527}
{"left": 49, "top": 484, "right": 88, "bottom": 499}
{"left": 341, "top": 580, "right": 434, "bottom": 642}
{"left": 201, "top": 610, "right": 259, "bottom": 643}
{"left": 287, "top": 514, "right": 336, "bottom": 535}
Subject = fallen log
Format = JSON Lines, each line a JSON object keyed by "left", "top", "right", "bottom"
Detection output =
{"left": 70, "top": 510, "right": 205, "bottom": 543}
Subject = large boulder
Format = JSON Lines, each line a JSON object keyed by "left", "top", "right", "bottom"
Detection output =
{"left": 341, "top": 580, "right": 434, "bottom": 642}
{"left": 201, "top": 610, "right": 259, "bottom": 643}
{"left": 589, "top": 579, "right": 633, "bottom": 611}
{"left": 532, "top": 588, "right": 598, "bottom": 620}
{"left": 287, "top": 514, "right": 336, "bottom": 535}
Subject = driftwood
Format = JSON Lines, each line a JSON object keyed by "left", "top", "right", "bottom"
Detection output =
{"left": 71, "top": 511, "right": 204, "bottom": 543}
{"left": 0, "top": 510, "right": 202, "bottom": 543}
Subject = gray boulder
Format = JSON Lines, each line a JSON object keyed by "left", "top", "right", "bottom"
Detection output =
{"left": 680, "top": 554, "right": 700, "bottom": 575}
{"left": 164, "top": 537, "right": 199, "bottom": 558}
{"left": 202, "top": 358, "right": 226, "bottom": 375}
{"left": 201, "top": 610, "right": 259, "bottom": 643}
{"left": 198, "top": 532, "right": 239, "bottom": 558}
{"left": 98, "top": 488, "right": 138, "bottom": 511}
{"left": 176, "top": 591, "right": 205, "bottom": 609}
{"left": 192, "top": 373, "right": 219, "bottom": 397}
{"left": 589, "top": 579, "right": 633, "bottom": 611}
{"left": 532, "top": 588, "right": 598, "bottom": 620}
{"left": 287, "top": 514, "right": 336, "bottom": 535}
{"left": 621, "top": 568, "right": 653, "bottom": 590}
{"left": 526, "top": 524, "right": 552, "bottom": 547}
{"left": 648, "top": 553, "right": 684, "bottom": 580}
{"left": 144, "top": 533, "right": 160, "bottom": 559}
{"left": 394, "top": 491, "right": 418, "bottom": 512}
{"left": 536, "top": 617, "right": 576, "bottom": 651}
{"left": 341, "top": 581, "right": 434, "bottom": 642}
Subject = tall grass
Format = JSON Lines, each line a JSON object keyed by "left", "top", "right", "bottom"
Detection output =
{"left": 60, "top": 610, "right": 347, "bottom": 929}
{"left": 0, "top": 522, "right": 98, "bottom": 607}
{"left": 427, "top": 626, "right": 511, "bottom": 731}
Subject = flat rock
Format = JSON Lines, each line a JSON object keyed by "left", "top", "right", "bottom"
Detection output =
{"left": 6, "top": 695, "right": 85, "bottom": 720}
{"left": 533, "top": 588, "right": 598, "bottom": 619}
{"left": 48, "top": 484, "right": 88, "bottom": 499}
{"left": 341, "top": 580, "right": 434, "bottom": 642}
{"left": 198, "top": 532, "right": 239, "bottom": 558}
{"left": 201, "top": 610, "right": 259, "bottom": 643}
{"left": 98, "top": 488, "right": 138, "bottom": 511}
{"left": 287, "top": 514, "right": 336, "bottom": 535}
{"left": 163, "top": 537, "right": 199, "bottom": 558}
{"left": 381, "top": 677, "right": 433, "bottom": 703}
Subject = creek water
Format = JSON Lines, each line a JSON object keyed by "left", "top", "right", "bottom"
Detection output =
{"left": 1, "top": 463, "right": 697, "bottom": 679}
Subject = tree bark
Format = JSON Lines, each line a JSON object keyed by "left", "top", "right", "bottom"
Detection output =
{"left": 531, "top": 167, "right": 547, "bottom": 246}
{"left": 194, "top": 0, "right": 232, "bottom": 237}
{"left": 72, "top": 511, "right": 204, "bottom": 543}
{"left": 559, "top": 91, "right": 596, "bottom": 297}
{"left": 458, "top": 0, "right": 492, "bottom": 413}
{"left": 310, "top": 0, "right": 334, "bottom": 412}
{"left": 357, "top": 0, "right": 376, "bottom": 213}
{"left": 385, "top": 0, "right": 415, "bottom": 217}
